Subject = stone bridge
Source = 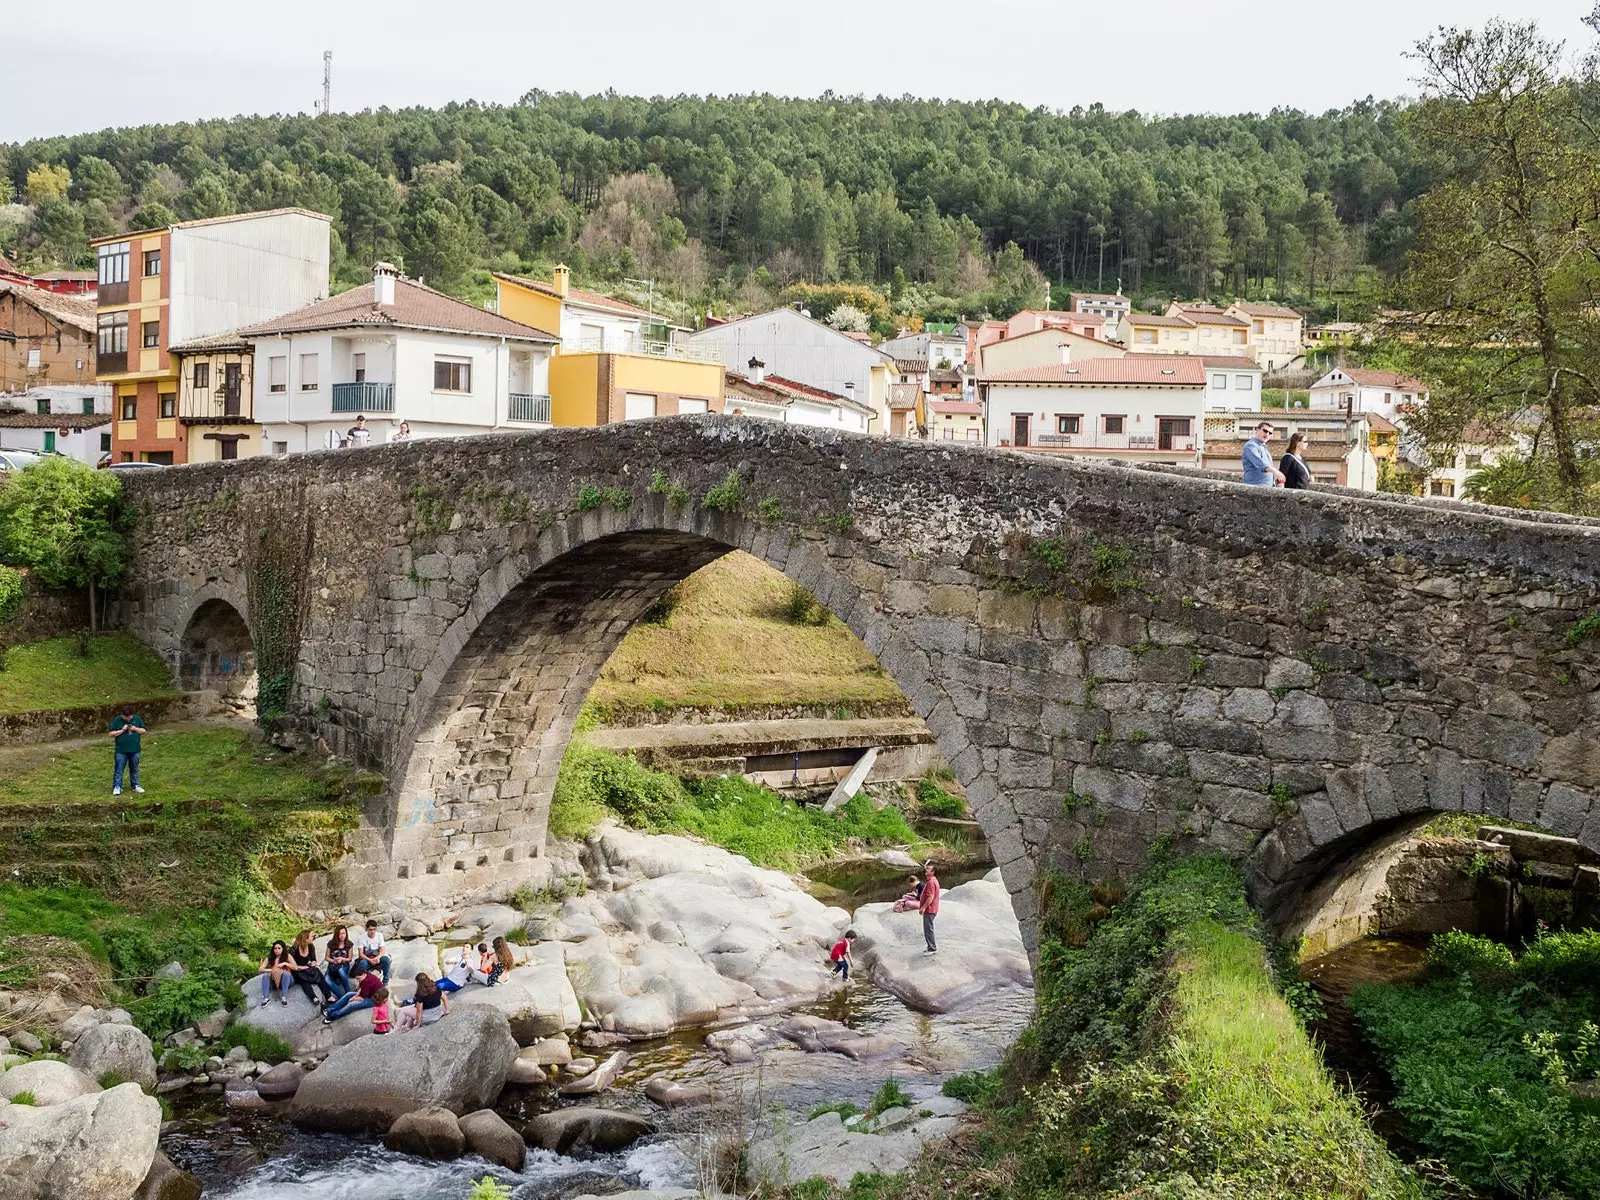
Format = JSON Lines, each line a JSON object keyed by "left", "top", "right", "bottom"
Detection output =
{"left": 117, "top": 418, "right": 1600, "bottom": 949}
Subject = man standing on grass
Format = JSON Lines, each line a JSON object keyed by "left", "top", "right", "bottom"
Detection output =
{"left": 919, "top": 863, "right": 941, "bottom": 954}
{"left": 108, "top": 704, "right": 147, "bottom": 796}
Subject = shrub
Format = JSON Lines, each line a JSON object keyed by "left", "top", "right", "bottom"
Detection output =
{"left": 869, "top": 1078, "right": 912, "bottom": 1116}
{"left": 8, "top": 1090, "right": 35, "bottom": 1106}
{"left": 1518, "top": 928, "right": 1600, "bottom": 990}
{"left": 785, "top": 581, "right": 826, "bottom": 625}
{"left": 1425, "top": 928, "right": 1516, "bottom": 986}
{"left": 163, "top": 1042, "right": 210, "bottom": 1072}
{"left": 940, "top": 1069, "right": 1000, "bottom": 1107}
{"left": 702, "top": 471, "right": 743, "bottom": 512}
{"left": 809, "top": 1099, "right": 862, "bottom": 1121}
{"left": 553, "top": 740, "right": 683, "bottom": 830}
{"left": 916, "top": 779, "right": 965, "bottom": 819}
{"left": 469, "top": 1179, "right": 513, "bottom": 1200}
{"left": 130, "top": 972, "right": 229, "bottom": 1039}
{"left": 218, "top": 1023, "right": 294, "bottom": 1064}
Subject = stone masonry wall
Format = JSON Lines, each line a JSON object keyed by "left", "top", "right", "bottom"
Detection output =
{"left": 114, "top": 418, "right": 1600, "bottom": 947}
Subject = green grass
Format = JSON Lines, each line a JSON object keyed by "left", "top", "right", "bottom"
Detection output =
{"left": 217, "top": 1023, "right": 295, "bottom": 1065}
{"left": 809, "top": 1100, "right": 863, "bottom": 1121}
{"left": 589, "top": 551, "right": 907, "bottom": 716}
{"left": 868, "top": 1079, "right": 912, "bottom": 1116}
{"left": 915, "top": 778, "right": 966, "bottom": 819}
{"left": 0, "top": 633, "right": 176, "bottom": 715}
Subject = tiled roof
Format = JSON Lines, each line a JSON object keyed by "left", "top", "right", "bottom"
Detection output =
{"left": 0, "top": 282, "right": 96, "bottom": 334}
{"left": 1123, "top": 313, "right": 1195, "bottom": 328}
{"left": 493, "top": 272, "right": 655, "bottom": 318}
{"left": 1365, "top": 412, "right": 1398, "bottom": 433}
{"left": 170, "top": 331, "right": 252, "bottom": 354}
{"left": 1181, "top": 309, "right": 1250, "bottom": 327}
{"left": 1175, "top": 303, "right": 1226, "bottom": 314}
{"left": 1231, "top": 302, "right": 1302, "bottom": 319}
{"left": 239, "top": 277, "right": 559, "bottom": 341}
{"left": 893, "top": 358, "right": 926, "bottom": 374}
{"left": 986, "top": 358, "right": 1206, "bottom": 385}
{"left": 1071, "top": 292, "right": 1128, "bottom": 305}
{"left": 1199, "top": 356, "right": 1261, "bottom": 370}
{"left": 1340, "top": 368, "right": 1426, "bottom": 390}
{"left": 887, "top": 383, "right": 920, "bottom": 409}
{"left": 1204, "top": 438, "right": 1345, "bottom": 460}
{"left": 929, "top": 368, "right": 963, "bottom": 384}
{"left": 0, "top": 411, "right": 112, "bottom": 429}
{"left": 930, "top": 400, "right": 982, "bottom": 414}
{"left": 724, "top": 370, "right": 871, "bottom": 413}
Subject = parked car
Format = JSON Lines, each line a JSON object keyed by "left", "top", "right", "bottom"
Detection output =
{"left": 0, "top": 449, "right": 42, "bottom": 471}
{"left": 103, "top": 461, "right": 168, "bottom": 471}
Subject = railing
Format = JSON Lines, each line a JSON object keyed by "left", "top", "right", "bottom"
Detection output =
{"left": 331, "top": 382, "right": 394, "bottom": 413}
{"left": 508, "top": 392, "right": 552, "bottom": 423}
{"left": 1034, "top": 432, "right": 1194, "bottom": 452}
{"left": 565, "top": 335, "right": 723, "bottom": 364}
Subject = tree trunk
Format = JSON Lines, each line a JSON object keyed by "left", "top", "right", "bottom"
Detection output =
{"left": 89, "top": 579, "right": 97, "bottom": 633}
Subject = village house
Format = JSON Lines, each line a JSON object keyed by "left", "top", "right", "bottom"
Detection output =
{"left": 94, "top": 207, "right": 331, "bottom": 464}
{"left": 1226, "top": 302, "right": 1304, "bottom": 371}
{"left": 1067, "top": 289, "right": 1132, "bottom": 336}
{"left": 880, "top": 324, "right": 969, "bottom": 371}
{"left": 723, "top": 360, "right": 874, "bottom": 432}
{"left": 1167, "top": 303, "right": 1252, "bottom": 355}
{"left": 0, "top": 281, "right": 96, "bottom": 394}
{"left": 981, "top": 356, "right": 1206, "bottom": 464}
{"left": 1198, "top": 356, "right": 1264, "bottom": 409}
{"left": 927, "top": 398, "right": 984, "bottom": 445}
{"left": 978, "top": 325, "right": 1126, "bottom": 378}
{"left": 0, "top": 384, "right": 113, "bottom": 465}
{"left": 170, "top": 331, "right": 259, "bottom": 462}
{"left": 244, "top": 263, "right": 559, "bottom": 453}
{"left": 969, "top": 309, "right": 1107, "bottom": 365}
{"left": 1308, "top": 367, "right": 1428, "bottom": 420}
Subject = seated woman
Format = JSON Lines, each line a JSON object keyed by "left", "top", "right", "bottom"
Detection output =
{"left": 324, "top": 925, "right": 355, "bottom": 997}
{"left": 396, "top": 972, "right": 450, "bottom": 1031}
{"left": 892, "top": 875, "right": 923, "bottom": 913}
{"left": 259, "top": 940, "right": 294, "bottom": 1007}
{"left": 323, "top": 961, "right": 383, "bottom": 1022}
{"left": 437, "top": 950, "right": 472, "bottom": 994}
{"left": 288, "top": 929, "right": 337, "bottom": 1006}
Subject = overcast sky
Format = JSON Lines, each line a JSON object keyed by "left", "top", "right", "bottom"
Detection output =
{"left": 7, "top": 1, "right": 1595, "bottom": 143}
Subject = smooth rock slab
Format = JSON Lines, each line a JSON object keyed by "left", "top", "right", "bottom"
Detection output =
{"left": 459, "top": 1107, "right": 526, "bottom": 1171}
{"left": 0, "top": 1059, "right": 100, "bottom": 1106}
{"left": 448, "top": 949, "right": 581, "bottom": 1043}
{"left": 0, "top": 1082, "right": 160, "bottom": 1200}
{"left": 254, "top": 1061, "right": 305, "bottom": 1100}
{"left": 644, "top": 1075, "right": 715, "bottom": 1108}
{"left": 558, "top": 1050, "right": 628, "bottom": 1096}
{"left": 525, "top": 1106, "right": 656, "bottom": 1155}
{"left": 746, "top": 1107, "right": 961, "bottom": 1187}
{"left": 774, "top": 1014, "right": 908, "bottom": 1062}
{"left": 135, "top": 1150, "right": 204, "bottom": 1200}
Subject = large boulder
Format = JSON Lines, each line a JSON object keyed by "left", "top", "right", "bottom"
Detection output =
{"left": 289, "top": 1008, "right": 518, "bottom": 1134}
{"left": 644, "top": 1076, "right": 714, "bottom": 1108}
{"left": 849, "top": 870, "right": 1034, "bottom": 1013}
{"left": 0, "top": 1082, "right": 160, "bottom": 1200}
{"left": 67, "top": 1023, "right": 158, "bottom": 1089}
{"left": 254, "top": 1061, "right": 304, "bottom": 1100}
{"left": 448, "top": 944, "right": 581, "bottom": 1043}
{"left": 455, "top": 904, "right": 523, "bottom": 942}
{"left": 746, "top": 1107, "right": 955, "bottom": 1187}
{"left": 384, "top": 1107, "right": 465, "bottom": 1160}
{"left": 135, "top": 1151, "right": 204, "bottom": 1200}
{"left": 55, "top": 1005, "right": 102, "bottom": 1044}
{"left": 459, "top": 1108, "right": 526, "bottom": 1171}
{"left": 525, "top": 1106, "right": 655, "bottom": 1154}
{"left": 0, "top": 1059, "right": 101, "bottom": 1106}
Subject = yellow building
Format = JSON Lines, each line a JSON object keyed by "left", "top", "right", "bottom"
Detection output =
{"left": 171, "top": 332, "right": 259, "bottom": 461}
{"left": 494, "top": 266, "right": 724, "bottom": 425}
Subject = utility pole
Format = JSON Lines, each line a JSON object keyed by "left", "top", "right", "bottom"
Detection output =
{"left": 319, "top": 51, "right": 332, "bottom": 116}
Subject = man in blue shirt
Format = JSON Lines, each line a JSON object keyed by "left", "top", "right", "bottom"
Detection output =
{"left": 108, "top": 705, "right": 147, "bottom": 795}
{"left": 1241, "top": 421, "right": 1285, "bottom": 487}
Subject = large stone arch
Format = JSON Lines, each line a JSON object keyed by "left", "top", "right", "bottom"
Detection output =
{"left": 111, "top": 418, "right": 1600, "bottom": 942}
{"left": 175, "top": 596, "right": 257, "bottom": 716}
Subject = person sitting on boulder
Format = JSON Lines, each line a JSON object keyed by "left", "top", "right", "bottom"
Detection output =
{"left": 491, "top": 936, "right": 516, "bottom": 981}
{"left": 370, "top": 986, "right": 394, "bottom": 1035}
{"left": 396, "top": 972, "right": 450, "bottom": 1031}
{"left": 323, "top": 960, "right": 383, "bottom": 1023}
{"left": 357, "top": 919, "right": 392, "bottom": 984}
{"left": 324, "top": 925, "right": 355, "bottom": 997}
{"left": 829, "top": 930, "right": 857, "bottom": 981}
{"left": 288, "top": 929, "right": 337, "bottom": 1007}
{"left": 437, "top": 949, "right": 472, "bottom": 994}
{"left": 893, "top": 875, "right": 922, "bottom": 913}
{"left": 259, "top": 940, "right": 294, "bottom": 1006}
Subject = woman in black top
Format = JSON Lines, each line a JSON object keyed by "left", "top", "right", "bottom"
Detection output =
{"left": 289, "top": 929, "right": 337, "bottom": 1005}
{"left": 325, "top": 925, "right": 355, "bottom": 997}
{"left": 398, "top": 972, "right": 451, "bottom": 1031}
{"left": 1280, "top": 432, "right": 1311, "bottom": 490}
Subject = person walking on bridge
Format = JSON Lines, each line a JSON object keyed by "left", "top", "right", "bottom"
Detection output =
{"left": 919, "top": 863, "right": 941, "bottom": 954}
{"left": 1242, "top": 421, "right": 1285, "bottom": 487}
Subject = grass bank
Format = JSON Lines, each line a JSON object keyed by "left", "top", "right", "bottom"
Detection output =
{"left": 0, "top": 632, "right": 175, "bottom": 715}
{"left": 1352, "top": 929, "right": 1600, "bottom": 1198}
{"left": 0, "top": 726, "right": 366, "bottom": 1041}
{"left": 808, "top": 854, "right": 1421, "bottom": 1200}
{"left": 588, "top": 551, "right": 907, "bottom": 718}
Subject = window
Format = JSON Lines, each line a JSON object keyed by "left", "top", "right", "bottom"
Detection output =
{"left": 1235, "top": 375, "right": 1254, "bottom": 391}
{"left": 1231, "top": 330, "right": 1245, "bottom": 345}
{"left": 268, "top": 356, "right": 287, "bottom": 393}
{"left": 121, "top": 452, "right": 134, "bottom": 463}
{"left": 220, "top": 440, "right": 238, "bottom": 461}
{"left": 158, "top": 392, "right": 175, "bottom": 419}
{"left": 624, "top": 392, "right": 658, "bottom": 421}
{"left": 299, "top": 353, "right": 319, "bottom": 391}
{"left": 100, "top": 433, "right": 111, "bottom": 452}
{"left": 82, "top": 397, "right": 94, "bottom": 414}
{"left": 1056, "top": 414, "right": 1081, "bottom": 435}
{"left": 142, "top": 321, "right": 160, "bottom": 349}
{"left": 26, "top": 348, "right": 40, "bottom": 370}
{"left": 272, "top": 441, "right": 289, "bottom": 456}
{"left": 966, "top": 428, "right": 980, "bottom": 442}
{"left": 143, "top": 249, "right": 161, "bottom": 277}
{"left": 433, "top": 358, "right": 471, "bottom": 392}
{"left": 1430, "top": 479, "right": 1455, "bottom": 497}
{"left": 97, "top": 311, "right": 128, "bottom": 355}
{"left": 1104, "top": 415, "right": 1125, "bottom": 434}
{"left": 144, "top": 451, "right": 174, "bottom": 466}
{"left": 678, "top": 398, "right": 709, "bottom": 415}
{"left": 36, "top": 398, "right": 49, "bottom": 415}
{"left": 352, "top": 352, "right": 366, "bottom": 383}
{"left": 193, "top": 361, "right": 210, "bottom": 389}
{"left": 1465, "top": 453, "right": 1484, "bottom": 469}
{"left": 1211, "top": 373, "right": 1228, "bottom": 390}
{"left": 1138, "top": 331, "right": 1155, "bottom": 344}
{"left": 121, "top": 395, "right": 137, "bottom": 420}
{"left": 97, "top": 242, "right": 129, "bottom": 285}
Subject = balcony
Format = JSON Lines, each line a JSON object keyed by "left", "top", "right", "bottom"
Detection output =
{"left": 508, "top": 392, "right": 552, "bottom": 423}
{"left": 1035, "top": 431, "right": 1195, "bottom": 453}
{"left": 331, "top": 381, "right": 394, "bottom": 413}
{"left": 567, "top": 336, "right": 723, "bottom": 364}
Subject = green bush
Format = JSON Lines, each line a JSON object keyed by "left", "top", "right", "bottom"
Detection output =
{"left": 218, "top": 1024, "right": 295, "bottom": 1064}
{"left": 809, "top": 1099, "right": 862, "bottom": 1121}
{"left": 1425, "top": 926, "right": 1516, "bottom": 985}
{"left": 1518, "top": 928, "right": 1600, "bottom": 990}
{"left": 130, "top": 972, "right": 228, "bottom": 1039}
{"left": 916, "top": 778, "right": 965, "bottom": 819}
{"left": 785, "top": 581, "right": 826, "bottom": 626}
{"left": 869, "top": 1078, "right": 912, "bottom": 1116}
{"left": 8, "top": 1090, "right": 36, "bottom": 1106}
{"left": 940, "top": 1069, "right": 1000, "bottom": 1107}
{"left": 163, "top": 1042, "right": 211, "bottom": 1072}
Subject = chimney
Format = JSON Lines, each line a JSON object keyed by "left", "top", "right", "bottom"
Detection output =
{"left": 1059, "top": 342, "right": 1072, "bottom": 364}
{"left": 552, "top": 264, "right": 571, "bottom": 298}
{"left": 748, "top": 357, "right": 766, "bottom": 385}
{"left": 844, "top": 381, "right": 856, "bottom": 403}
{"left": 373, "top": 261, "right": 397, "bottom": 306}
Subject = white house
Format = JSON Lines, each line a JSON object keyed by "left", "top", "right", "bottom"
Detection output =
{"left": 723, "top": 362, "right": 873, "bottom": 432}
{"left": 982, "top": 356, "right": 1206, "bottom": 464}
{"left": 1199, "top": 356, "right": 1264, "bottom": 409}
{"left": 1309, "top": 368, "right": 1427, "bottom": 420}
{"left": 0, "top": 384, "right": 114, "bottom": 465}
{"left": 687, "top": 308, "right": 895, "bottom": 432}
{"left": 880, "top": 326, "right": 969, "bottom": 371}
{"left": 242, "top": 264, "right": 559, "bottom": 454}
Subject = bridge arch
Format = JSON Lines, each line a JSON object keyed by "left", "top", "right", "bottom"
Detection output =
{"left": 175, "top": 594, "right": 257, "bottom": 718}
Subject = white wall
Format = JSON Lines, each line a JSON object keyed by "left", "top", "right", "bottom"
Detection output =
{"left": 986, "top": 383, "right": 1204, "bottom": 457}
{"left": 561, "top": 304, "right": 643, "bottom": 351}
{"left": 1203, "top": 368, "right": 1264, "bottom": 409}
{"left": 170, "top": 212, "right": 331, "bottom": 345}
{"left": 688, "top": 309, "right": 888, "bottom": 408}
{"left": 0, "top": 424, "right": 107, "bottom": 465}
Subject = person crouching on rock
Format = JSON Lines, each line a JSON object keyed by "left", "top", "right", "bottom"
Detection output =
{"left": 370, "top": 987, "right": 394, "bottom": 1035}
{"left": 893, "top": 875, "right": 922, "bottom": 913}
{"left": 397, "top": 972, "right": 450, "bottom": 1031}
{"left": 260, "top": 940, "right": 293, "bottom": 1006}
{"left": 437, "top": 948, "right": 472, "bottom": 994}
{"left": 829, "top": 930, "right": 857, "bottom": 981}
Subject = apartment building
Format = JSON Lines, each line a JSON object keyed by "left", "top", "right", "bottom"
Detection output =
{"left": 93, "top": 208, "right": 331, "bottom": 464}
{"left": 1228, "top": 303, "right": 1304, "bottom": 371}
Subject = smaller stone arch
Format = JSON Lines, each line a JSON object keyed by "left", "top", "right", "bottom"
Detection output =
{"left": 177, "top": 598, "right": 257, "bottom": 718}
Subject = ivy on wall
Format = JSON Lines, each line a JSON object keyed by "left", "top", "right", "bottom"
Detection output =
{"left": 246, "top": 504, "right": 310, "bottom": 723}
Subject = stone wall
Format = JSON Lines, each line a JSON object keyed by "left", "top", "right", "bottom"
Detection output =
{"left": 5, "top": 575, "right": 87, "bottom": 643}
{"left": 113, "top": 418, "right": 1600, "bottom": 944}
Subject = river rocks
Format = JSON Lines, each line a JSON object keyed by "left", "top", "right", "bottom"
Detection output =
{"left": 384, "top": 1106, "right": 466, "bottom": 1160}
{"left": 556, "top": 825, "right": 848, "bottom": 1037}
{"left": 289, "top": 1008, "right": 518, "bottom": 1133}
{"left": 559, "top": 1050, "right": 628, "bottom": 1095}
{"left": 0, "top": 1059, "right": 100, "bottom": 1106}
{"left": 746, "top": 1105, "right": 962, "bottom": 1187}
{"left": 525, "top": 1106, "right": 656, "bottom": 1154}
{"left": 67, "top": 1022, "right": 158, "bottom": 1089}
{"left": 849, "top": 870, "right": 1033, "bottom": 1013}
{"left": 56, "top": 1004, "right": 102, "bottom": 1044}
{"left": 223, "top": 1077, "right": 269, "bottom": 1110}
{"left": 774, "top": 1014, "right": 909, "bottom": 1062}
{"left": 135, "top": 1150, "right": 204, "bottom": 1200}
{"left": 564, "top": 1057, "right": 596, "bottom": 1077}
{"left": 254, "top": 1061, "right": 305, "bottom": 1100}
{"left": 459, "top": 1108, "right": 526, "bottom": 1171}
{"left": 448, "top": 945, "right": 581, "bottom": 1043}
{"left": 877, "top": 848, "right": 921, "bottom": 870}
{"left": 529, "top": 1036, "right": 573, "bottom": 1066}
{"left": 644, "top": 1075, "right": 715, "bottom": 1108}
{"left": 11, "top": 1032, "right": 42, "bottom": 1056}
{"left": 0, "top": 1082, "right": 160, "bottom": 1200}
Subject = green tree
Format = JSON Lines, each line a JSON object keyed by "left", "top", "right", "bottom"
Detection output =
{"left": 399, "top": 187, "right": 473, "bottom": 292}
{"left": 70, "top": 156, "right": 124, "bottom": 205}
{"left": 24, "top": 164, "right": 70, "bottom": 204}
{"left": 179, "top": 173, "right": 234, "bottom": 220}
{"left": 0, "top": 459, "right": 127, "bottom": 629}
{"left": 129, "top": 202, "right": 176, "bottom": 231}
